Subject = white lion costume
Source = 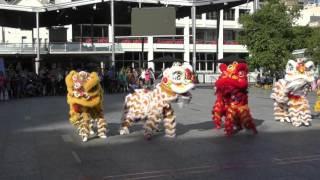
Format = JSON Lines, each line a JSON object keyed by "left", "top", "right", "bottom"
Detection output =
{"left": 271, "top": 58, "right": 315, "bottom": 127}
{"left": 119, "top": 62, "right": 195, "bottom": 140}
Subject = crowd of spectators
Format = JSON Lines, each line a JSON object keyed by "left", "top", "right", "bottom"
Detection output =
{"left": 0, "top": 63, "right": 156, "bottom": 102}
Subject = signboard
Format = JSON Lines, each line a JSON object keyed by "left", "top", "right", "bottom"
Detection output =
{"left": 131, "top": 7, "right": 176, "bottom": 36}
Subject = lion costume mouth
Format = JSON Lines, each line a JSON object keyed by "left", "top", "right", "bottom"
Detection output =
{"left": 171, "top": 83, "right": 195, "bottom": 94}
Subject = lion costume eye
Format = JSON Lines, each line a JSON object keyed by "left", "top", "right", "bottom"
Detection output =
{"left": 173, "top": 71, "right": 183, "bottom": 81}
{"left": 238, "top": 71, "right": 245, "bottom": 77}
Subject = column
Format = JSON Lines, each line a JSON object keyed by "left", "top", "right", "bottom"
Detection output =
{"left": 235, "top": 7, "right": 239, "bottom": 23}
{"left": 191, "top": 5, "right": 196, "bottom": 71}
{"left": 183, "top": 17, "right": 190, "bottom": 63}
{"left": 35, "top": 12, "right": 40, "bottom": 75}
{"left": 218, "top": 9, "right": 224, "bottom": 60}
{"left": 147, "top": 36, "right": 154, "bottom": 70}
{"left": 110, "top": 0, "right": 115, "bottom": 67}
{"left": 108, "top": 24, "right": 112, "bottom": 43}
{"left": 66, "top": 24, "right": 73, "bottom": 42}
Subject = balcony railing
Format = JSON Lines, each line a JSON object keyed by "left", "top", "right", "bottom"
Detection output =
{"left": 0, "top": 42, "right": 123, "bottom": 55}
{"left": 73, "top": 37, "right": 109, "bottom": 43}
{"left": 0, "top": 43, "right": 48, "bottom": 54}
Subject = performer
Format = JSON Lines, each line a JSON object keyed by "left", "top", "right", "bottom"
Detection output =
{"left": 271, "top": 57, "right": 315, "bottom": 127}
{"left": 65, "top": 71, "right": 107, "bottom": 142}
{"left": 212, "top": 61, "right": 257, "bottom": 136}
{"left": 313, "top": 78, "right": 320, "bottom": 113}
{"left": 119, "top": 62, "right": 195, "bottom": 140}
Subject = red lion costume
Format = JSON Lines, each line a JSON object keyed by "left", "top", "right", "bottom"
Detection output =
{"left": 212, "top": 61, "right": 257, "bottom": 136}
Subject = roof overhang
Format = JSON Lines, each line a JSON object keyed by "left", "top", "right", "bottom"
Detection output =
{"left": 0, "top": 0, "right": 253, "bottom": 12}
{"left": 0, "top": 0, "right": 253, "bottom": 29}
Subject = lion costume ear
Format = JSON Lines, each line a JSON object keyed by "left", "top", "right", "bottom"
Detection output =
{"left": 236, "top": 63, "right": 248, "bottom": 73}
{"left": 65, "top": 70, "right": 77, "bottom": 88}
{"left": 219, "top": 64, "right": 227, "bottom": 72}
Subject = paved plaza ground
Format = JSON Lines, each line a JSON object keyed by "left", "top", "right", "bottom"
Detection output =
{"left": 1, "top": 86, "right": 320, "bottom": 180}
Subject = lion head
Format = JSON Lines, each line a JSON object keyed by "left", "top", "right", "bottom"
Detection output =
{"left": 284, "top": 58, "right": 315, "bottom": 94}
{"left": 216, "top": 61, "right": 249, "bottom": 94}
{"left": 65, "top": 71, "right": 103, "bottom": 125}
{"left": 159, "top": 62, "right": 195, "bottom": 103}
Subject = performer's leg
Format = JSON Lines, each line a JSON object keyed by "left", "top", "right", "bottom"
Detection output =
{"left": 97, "top": 118, "right": 107, "bottom": 138}
{"left": 89, "top": 119, "right": 95, "bottom": 135}
{"left": 290, "top": 98, "right": 312, "bottom": 127}
{"left": 240, "top": 106, "right": 258, "bottom": 135}
{"left": 163, "top": 105, "right": 176, "bottom": 138}
{"left": 224, "top": 107, "right": 236, "bottom": 136}
{"left": 95, "top": 105, "right": 108, "bottom": 138}
{"left": 212, "top": 98, "right": 224, "bottom": 129}
{"left": 144, "top": 115, "right": 158, "bottom": 140}
{"left": 274, "top": 102, "right": 290, "bottom": 122}
{"left": 78, "top": 112, "right": 91, "bottom": 142}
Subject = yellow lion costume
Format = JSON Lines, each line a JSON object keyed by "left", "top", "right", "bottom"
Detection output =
{"left": 65, "top": 71, "right": 107, "bottom": 142}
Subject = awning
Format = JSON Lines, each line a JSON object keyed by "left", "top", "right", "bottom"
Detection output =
{"left": 0, "top": 0, "right": 253, "bottom": 29}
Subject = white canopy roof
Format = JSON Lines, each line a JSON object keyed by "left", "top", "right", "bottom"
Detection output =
{"left": 0, "top": 0, "right": 252, "bottom": 12}
{"left": 0, "top": 0, "right": 8, "bottom": 4}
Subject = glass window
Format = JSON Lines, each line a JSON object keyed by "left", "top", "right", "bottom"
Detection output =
{"left": 200, "top": 62, "right": 206, "bottom": 71}
{"left": 196, "top": 13, "right": 202, "bottom": 19}
{"left": 196, "top": 62, "right": 200, "bottom": 71}
{"left": 224, "top": 30, "right": 236, "bottom": 41}
{"left": 223, "top": 9, "right": 235, "bottom": 21}
{"left": 207, "top": 62, "right": 213, "bottom": 71}
{"left": 176, "top": 28, "right": 183, "bottom": 35}
{"left": 239, "top": 9, "right": 250, "bottom": 17}
{"left": 206, "top": 11, "right": 218, "bottom": 20}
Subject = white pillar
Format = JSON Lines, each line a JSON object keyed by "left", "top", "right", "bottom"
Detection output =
{"left": 192, "top": 5, "right": 197, "bottom": 71}
{"left": 183, "top": 17, "right": 190, "bottom": 64}
{"left": 253, "top": 0, "right": 260, "bottom": 12}
{"left": 147, "top": 36, "right": 154, "bottom": 70}
{"left": 108, "top": 24, "right": 113, "bottom": 43}
{"left": 1, "top": 26, "right": 4, "bottom": 43}
{"left": 218, "top": 9, "right": 224, "bottom": 60}
{"left": 235, "top": 7, "right": 239, "bottom": 23}
{"left": 66, "top": 24, "right": 73, "bottom": 42}
{"left": 35, "top": 12, "right": 40, "bottom": 75}
{"left": 111, "top": 0, "right": 115, "bottom": 67}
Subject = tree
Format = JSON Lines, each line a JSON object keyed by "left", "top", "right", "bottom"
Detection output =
{"left": 307, "top": 27, "right": 320, "bottom": 65}
{"left": 292, "top": 26, "right": 313, "bottom": 50}
{"left": 238, "top": 0, "right": 300, "bottom": 75}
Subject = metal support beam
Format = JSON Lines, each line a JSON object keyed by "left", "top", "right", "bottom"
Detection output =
{"left": 35, "top": 12, "right": 40, "bottom": 75}
{"left": 191, "top": 5, "right": 196, "bottom": 71}
{"left": 111, "top": 0, "right": 115, "bottom": 67}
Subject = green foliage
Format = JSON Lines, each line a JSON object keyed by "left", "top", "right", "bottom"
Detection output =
{"left": 307, "top": 27, "right": 320, "bottom": 64}
{"left": 292, "top": 26, "right": 313, "bottom": 50}
{"left": 238, "top": 0, "right": 300, "bottom": 74}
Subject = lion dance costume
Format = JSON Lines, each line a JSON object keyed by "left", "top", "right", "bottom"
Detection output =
{"left": 314, "top": 78, "right": 320, "bottom": 113}
{"left": 66, "top": 71, "right": 107, "bottom": 142}
{"left": 119, "top": 62, "right": 195, "bottom": 140}
{"left": 212, "top": 61, "right": 257, "bottom": 136}
{"left": 271, "top": 58, "right": 315, "bottom": 127}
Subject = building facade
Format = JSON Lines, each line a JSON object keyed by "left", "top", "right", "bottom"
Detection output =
{"left": 0, "top": 0, "right": 255, "bottom": 82}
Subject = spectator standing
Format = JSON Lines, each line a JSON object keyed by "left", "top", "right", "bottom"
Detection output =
{"left": 0, "top": 71, "right": 6, "bottom": 101}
